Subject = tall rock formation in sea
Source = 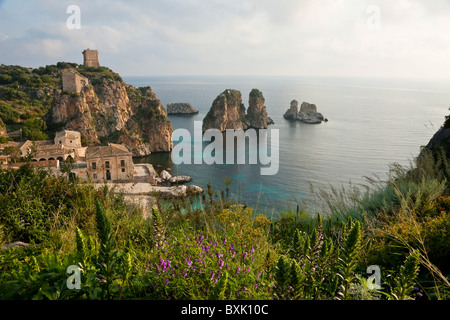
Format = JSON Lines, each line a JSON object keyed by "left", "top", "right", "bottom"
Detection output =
{"left": 202, "top": 89, "right": 272, "bottom": 132}
{"left": 46, "top": 69, "right": 173, "bottom": 156}
{"left": 246, "top": 89, "right": 269, "bottom": 129}
{"left": 202, "top": 89, "right": 248, "bottom": 132}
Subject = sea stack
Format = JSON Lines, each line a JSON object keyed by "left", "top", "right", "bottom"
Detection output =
{"left": 283, "top": 100, "right": 327, "bottom": 124}
{"left": 246, "top": 89, "right": 270, "bottom": 129}
{"left": 202, "top": 89, "right": 248, "bottom": 132}
{"left": 202, "top": 89, "right": 273, "bottom": 132}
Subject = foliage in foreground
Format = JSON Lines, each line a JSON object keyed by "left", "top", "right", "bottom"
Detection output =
{"left": 0, "top": 153, "right": 449, "bottom": 300}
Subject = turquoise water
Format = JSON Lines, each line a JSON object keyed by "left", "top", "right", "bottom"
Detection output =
{"left": 126, "top": 75, "right": 450, "bottom": 214}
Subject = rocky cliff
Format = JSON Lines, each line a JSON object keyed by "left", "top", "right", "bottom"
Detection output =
{"left": 45, "top": 70, "right": 173, "bottom": 155}
{"left": 202, "top": 89, "right": 272, "bottom": 132}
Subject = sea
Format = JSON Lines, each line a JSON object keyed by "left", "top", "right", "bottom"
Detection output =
{"left": 124, "top": 75, "right": 450, "bottom": 216}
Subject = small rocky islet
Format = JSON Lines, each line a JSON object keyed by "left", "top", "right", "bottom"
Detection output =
{"left": 167, "top": 103, "right": 199, "bottom": 115}
{"left": 283, "top": 100, "right": 328, "bottom": 124}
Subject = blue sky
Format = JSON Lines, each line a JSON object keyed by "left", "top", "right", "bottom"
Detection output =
{"left": 0, "top": 0, "right": 449, "bottom": 78}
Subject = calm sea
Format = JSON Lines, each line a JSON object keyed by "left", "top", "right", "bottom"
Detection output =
{"left": 124, "top": 75, "right": 450, "bottom": 215}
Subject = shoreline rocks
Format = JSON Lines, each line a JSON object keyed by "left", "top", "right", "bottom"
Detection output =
{"left": 284, "top": 100, "right": 327, "bottom": 124}
{"left": 159, "top": 169, "right": 193, "bottom": 185}
{"left": 167, "top": 103, "right": 199, "bottom": 115}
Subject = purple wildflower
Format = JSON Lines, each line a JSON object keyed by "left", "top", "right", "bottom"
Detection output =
{"left": 210, "top": 272, "right": 215, "bottom": 281}
{"left": 219, "top": 259, "right": 224, "bottom": 269}
{"left": 243, "top": 252, "right": 248, "bottom": 260}
{"left": 165, "top": 278, "right": 169, "bottom": 286}
{"left": 236, "top": 266, "right": 241, "bottom": 274}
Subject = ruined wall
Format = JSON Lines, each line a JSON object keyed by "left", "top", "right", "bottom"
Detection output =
{"left": 62, "top": 70, "right": 87, "bottom": 94}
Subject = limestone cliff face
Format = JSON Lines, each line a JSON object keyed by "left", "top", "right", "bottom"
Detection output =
{"left": 0, "top": 118, "right": 6, "bottom": 136}
{"left": 246, "top": 89, "right": 269, "bottom": 129}
{"left": 49, "top": 84, "right": 100, "bottom": 144}
{"left": 202, "top": 89, "right": 248, "bottom": 132}
{"left": 91, "top": 78, "right": 132, "bottom": 137}
{"left": 46, "top": 71, "right": 173, "bottom": 156}
{"left": 128, "top": 86, "right": 173, "bottom": 153}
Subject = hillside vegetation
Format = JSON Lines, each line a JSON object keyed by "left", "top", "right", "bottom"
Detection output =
{"left": 1, "top": 112, "right": 449, "bottom": 300}
{"left": 0, "top": 63, "right": 122, "bottom": 141}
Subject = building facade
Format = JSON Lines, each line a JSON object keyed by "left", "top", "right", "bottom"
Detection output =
{"left": 85, "top": 143, "right": 134, "bottom": 182}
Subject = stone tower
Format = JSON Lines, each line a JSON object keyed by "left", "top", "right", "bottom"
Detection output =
{"left": 82, "top": 49, "right": 100, "bottom": 67}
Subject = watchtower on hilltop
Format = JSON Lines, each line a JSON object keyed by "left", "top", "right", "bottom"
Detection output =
{"left": 82, "top": 49, "right": 100, "bottom": 67}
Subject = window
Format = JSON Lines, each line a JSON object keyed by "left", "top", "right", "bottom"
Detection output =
{"left": 59, "top": 141, "right": 62, "bottom": 144}
{"left": 93, "top": 174, "right": 97, "bottom": 179}
{"left": 70, "top": 140, "right": 73, "bottom": 144}
{"left": 105, "top": 161, "right": 110, "bottom": 169}
{"left": 92, "top": 162, "right": 97, "bottom": 170}
{"left": 121, "top": 159, "right": 125, "bottom": 167}
{"left": 121, "top": 168, "right": 126, "bottom": 173}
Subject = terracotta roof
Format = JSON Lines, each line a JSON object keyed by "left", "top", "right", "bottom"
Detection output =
{"left": 35, "top": 144, "right": 68, "bottom": 157}
{"left": 34, "top": 140, "right": 54, "bottom": 146}
{"left": 86, "top": 144, "right": 131, "bottom": 158}
{"left": 9, "top": 160, "right": 59, "bottom": 168}
{"left": 0, "top": 141, "right": 20, "bottom": 148}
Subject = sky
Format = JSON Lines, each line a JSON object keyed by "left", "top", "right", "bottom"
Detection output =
{"left": 0, "top": 0, "right": 449, "bottom": 78}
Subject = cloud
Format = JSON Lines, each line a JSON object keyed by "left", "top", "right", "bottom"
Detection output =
{"left": 0, "top": 0, "right": 449, "bottom": 78}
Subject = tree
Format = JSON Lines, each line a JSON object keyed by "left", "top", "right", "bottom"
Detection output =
{"left": 22, "top": 118, "right": 48, "bottom": 141}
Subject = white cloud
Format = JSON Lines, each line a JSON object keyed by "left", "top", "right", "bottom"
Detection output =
{"left": 0, "top": 0, "right": 449, "bottom": 78}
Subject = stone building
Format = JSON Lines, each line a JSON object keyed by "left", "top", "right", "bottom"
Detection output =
{"left": 82, "top": 49, "right": 100, "bottom": 67}
{"left": 54, "top": 130, "right": 82, "bottom": 149}
{"left": 61, "top": 70, "right": 88, "bottom": 94}
{"left": 85, "top": 143, "right": 134, "bottom": 182}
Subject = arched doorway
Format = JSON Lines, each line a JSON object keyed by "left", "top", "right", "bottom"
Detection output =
{"left": 65, "top": 156, "right": 74, "bottom": 163}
